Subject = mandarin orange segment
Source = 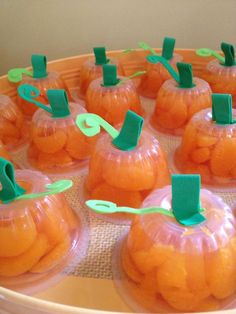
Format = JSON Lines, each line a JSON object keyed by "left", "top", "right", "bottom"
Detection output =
{"left": 210, "top": 139, "right": 236, "bottom": 177}
{"left": 126, "top": 220, "right": 153, "bottom": 253}
{"left": 122, "top": 245, "right": 143, "bottom": 283}
{"left": 178, "top": 124, "right": 198, "bottom": 160}
{"left": 197, "top": 135, "right": 218, "bottom": 148}
{"left": 33, "top": 130, "right": 67, "bottom": 154}
{"left": 91, "top": 182, "right": 142, "bottom": 208}
{"left": 0, "top": 120, "right": 20, "bottom": 139}
{"left": 103, "top": 160, "right": 156, "bottom": 191}
{"left": 131, "top": 245, "right": 174, "bottom": 274}
{"left": 30, "top": 235, "right": 71, "bottom": 273}
{"left": 65, "top": 128, "right": 92, "bottom": 160}
{"left": 190, "top": 147, "right": 211, "bottom": 164}
{"left": 0, "top": 214, "right": 37, "bottom": 257}
{"left": 37, "top": 149, "right": 72, "bottom": 169}
{"left": 139, "top": 270, "right": 160, "bottom": 294}
{"left": 205, "top": 248, "right": 236, "bottom": 299}
{"left": 30, "top": 202, "right": 68, "bottom": 246}
{"left": 0, "top": 234, "right": 49, "bottom": 277}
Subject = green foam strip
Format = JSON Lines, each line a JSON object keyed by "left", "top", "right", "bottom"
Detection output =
{"left": 93, "top": 47, "right": 109, "bottom": 65}
{"left": 162, "top": 37, "right": 175, "bottom": 60}
{"left": 212, "top": 93, "right": 233, "bottom": 125}
{"left": 112, "top": 110, "right": 143, "bottom": 151}
{"left": 171, "top": 174, "right": 206, "bottom": 226}
{"left": 102, "top": 64, "right": 120, "bottom": 87}
{"left": 177, "top": 62, "right": 195, "bottom": 88}
{"left": 0, "top": 158, "right": 25, "bottom": 204}
{"left": 221, "top": 42, "right": 235, "bottom": 67}
{"left": 47, "top": 90, "right": 71, "bottom": 118}
{"left": 31, "top": 54, "right": 48, "bottom": 79}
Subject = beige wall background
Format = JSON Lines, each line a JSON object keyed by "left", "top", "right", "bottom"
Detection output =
{"left": 0, "top": 0, "right": 236, "bottom": 75}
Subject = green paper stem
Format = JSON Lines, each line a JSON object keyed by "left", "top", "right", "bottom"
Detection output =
{"left": 76, "top": 113, "right": 119, "bottom": 138}
{"left": 16, "top": 180, "right": 73, "bottom": 201}
{"left": 31, "top": 54, "right": 48, "bottom": 79}
{"left": 162, "top": 37, "right": 175, "bottom": 60}
{"left": 93, "top": 47, "right": 109, "bottom": 65}
{"left": 112, "top": 110, "right": 143, "bottom": 151}
{"left": 46, "top": 90, "right": 71, "bottom": 118}
{"left": 171, "top": 174, "right": 206, "bottom": 226}
{"left": 116, "top": 71, "right": 146, "bottom": 86}
{"left": 212, "top": 93, "right": 235, "bottom": 125}
{"left": 102, "top": 64, "right": 120, "bottom": 87}
{"left": 0, "top": 158, "right": 25, "bottom": 204}
{"left": 7, "top": 68, "right": 33, "bottom": 83}
{"left": 221, "top": 42, "right": 235, "bottom": 66}
{"left": 86, "top": 200, "right": 174, "bottom": 217}
{"left": 138, "top": 42, "right": 158, "bottom": 55}
{"left": 196, "top": 48, "right": 225, "bottom": 63}
{"left": 177, "top": 62, "right": 195, "bottom": 88}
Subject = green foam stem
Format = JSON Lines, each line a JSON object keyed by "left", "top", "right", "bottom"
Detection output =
{"left": 146, "top": 55, "right": 179, "bottom": 83}
{"left": 112, "top": 110, "right": 143, "bottom": 151}
{"left": 196, "top": 48, "right": 225, "bottom": 63}
{"left": 177, "top": 62, "right": 195, "bottom": 88}
{"left": 138, "top": 42, "right": 158, "bottom": 55}
{"left": 102, "top": 64, "right": 120, "bottom": 87}
{"left": 116, "top": 71, "right": 146, "bottom": 86}
{"left": 162, "top": 37, "right": 175, "bottom": 60}
{"left": 46, "top": 90, "right": 71, "bottom": 118}
{"left": 7, "top": 68, "right": 33, "bottom": 83}
{"left": 31, "top": 54, "right": 48, "bottom": 79}
{"left": 171, "top": 174, "right": 206, "bottom": 226}
{"left": 18, "top": 84, "right": 52, "bottom": 114}
{"left": 93, "top": 47, "right": 109, "bottom": 65}
{"left": 76, "top": 113, "right": 119, "bottom": 138}
{"left": 221, "top": 42, "right": 235, "bottom": 66}
{"left": 212, "top": 94, "right": 234, "bottom": 125}
{"left": 16, "top": 180, "right": 73, "bottom": 201}
{"left": 0, "top": 158, "right": 25, "bottom": 204}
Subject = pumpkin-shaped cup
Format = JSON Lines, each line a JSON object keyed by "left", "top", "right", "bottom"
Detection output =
{"left": 12, "top": 55, "right": 70, "bottom": 117}
{"left": 85, "top": 64, "right": 144, "bottom": 126}
{"left": 138, "top": 37, "right": 183, "bottom": 99}
{"left": 174, "top": 94, "right": 236, "bottom": 190}
{"left": 197, "top": 42, "right": 236, "bottom": 106}
{"left": 79, "top": 47, "right": 124, "bottom": 99}
{"left": 18, "top": 85, "right": 96, "bottom": 174}
{"left": 0, "top": 95, "right": 29, "bottom": 151}
{"left": 0, "top": 158, "right": 88, "bottom": 292}
{"left": 76, "top": 110, "right": 170, "bottom": 223}
{"left": 148, "top": 55, "right": 212, "bottom": 135}
{"left": 87, "top": 174, "right": 236, "bottom": 312}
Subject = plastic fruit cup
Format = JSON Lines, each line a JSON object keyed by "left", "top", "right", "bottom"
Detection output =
{"left": 114, "top": 186, "right": 236, "bottom": 312}
{"left": 28, "top": 101, "right": 96, "bottom": 174}
{"left": 79, "top": 47, "right": 124, "bottom": 99}
{"left": 0, "top": 140, "right": 18, "bottom": 168}
{"left": 150, "top": 61, "right": 212, "bottom": 136}
{"left": 86, "top": 129, "right": 170, "bottom": 220}
{"left": 17, "top": 54, "right": 70, "bottom": 118}
{"left": 174, "top": 99, "right": 236, "bottom": 190}
{"left": 85, "top": 64, "right": 143, "bottom": 126}
{"left": 0, "top": 169, "right": 87, "bottom": 293}
{"left": 0, "top": 95, "right": 29, "bottom": 151}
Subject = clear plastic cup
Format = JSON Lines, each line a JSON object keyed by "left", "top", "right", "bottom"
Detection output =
{"left": 150, "top": 78, "right": 212, "bottom": 136}
{"left": 0, "top": 140, "right": 18, "bottom": 168}
{"left": 17, "top": 72, "right": 69, "bottom": 118}
{"left": 203, "top": 59, "right": 236, "bottom": 106}
{"left": 114, "top": 186, "right": 236, "bottom": 312}
{"left": 80, "top": 58, "right": 124, "bottom": 99}
{"left": 85, "top": 129, "right": 170, "bottom": 222}
{"left": 0, "top": 169, "right": 88, "bottom": 293}
{"left": 138, "top": 53, "right": 183, "bottom": 99}
{"left": 27, "top": 101, "right": 96, "bottom": 174}
{"left": 0, "top": 95, "right": 29, "bottom": 151}
{"left": 174, "top": 108, "right": 236, "bottom": 190}
{"left": 86, "top": 77, "right": 143, "bottom": 126}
